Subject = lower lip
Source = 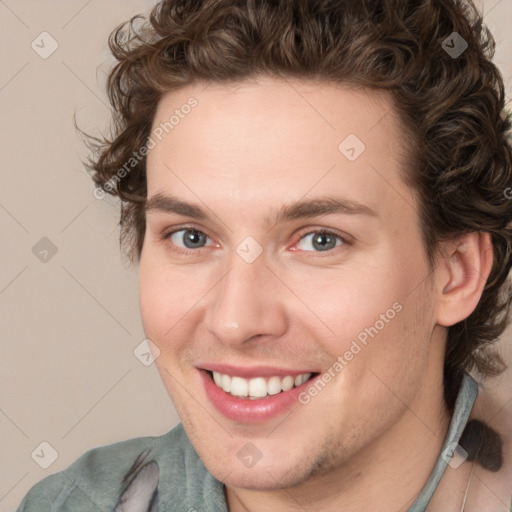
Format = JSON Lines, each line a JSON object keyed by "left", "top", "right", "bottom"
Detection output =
{"left": 199, "top": 369, "right": 320, "bottom": 424}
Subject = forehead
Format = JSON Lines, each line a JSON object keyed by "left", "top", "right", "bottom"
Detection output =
{"left": 146, "top": 78, "right": 416, "bottom": 225}
{"left": 150, "top": 78, "right": 401, "bottom": 153}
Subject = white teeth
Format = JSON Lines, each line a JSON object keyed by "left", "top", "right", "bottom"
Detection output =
{"left": 230, "top": 376, "right": 248, "bottom": 397}
{"left": 211, "top": 371, "right": 312, "bottom": 399}
{"left": 221, "top": 374, "right": 231, "bottom": 393}
{"left": 281, "top": 376, "right": 294, "bottom": 392}
{"left": 248, "top": 377, "right": 267, "bottom": 398}
{"left": 267, "top": 376, "right": 282, "bottom": 395}
{"left": 213, "top": 372, "right": 223, "bottom": 387}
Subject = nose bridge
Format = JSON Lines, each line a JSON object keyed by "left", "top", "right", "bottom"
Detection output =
{"left": 205, "top": 251, "right": 286, "bottom": 345}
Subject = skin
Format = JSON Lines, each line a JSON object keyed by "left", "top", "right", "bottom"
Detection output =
{"left": 139, "top": 77, "right": 493, "bottom": 511}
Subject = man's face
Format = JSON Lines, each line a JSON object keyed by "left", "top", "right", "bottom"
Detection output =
{"left": 139, "top": 78, "right": 442, "bottom": 489}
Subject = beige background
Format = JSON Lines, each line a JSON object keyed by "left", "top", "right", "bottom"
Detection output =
{"left": 0, "top": 1, "right": 511, "bottom": 510}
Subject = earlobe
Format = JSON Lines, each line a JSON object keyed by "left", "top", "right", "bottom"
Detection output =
{"left": 436, "top": 232, "right": 494, "bottom": 327}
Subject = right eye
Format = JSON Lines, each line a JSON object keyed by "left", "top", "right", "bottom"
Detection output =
{"left": 165, "top": 227, "right": 214, "bottom": 254}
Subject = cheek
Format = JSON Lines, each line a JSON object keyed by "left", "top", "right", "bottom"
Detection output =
{"left": 280, "top": 257, "right": 428, "bottom": 384}
{"left": 281, "top": 262, "right": 401, "bottom": 341}
{"left": 139, "top": 256, "right": 183, "bottom": 339}
{"left": 138, "top": 254, "right": 215, "bottom": 349}
{"left": 139, "top": 258, "right": 165, "bottom": 335}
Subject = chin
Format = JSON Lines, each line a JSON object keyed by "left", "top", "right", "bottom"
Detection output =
{"left": 200, "top": 446, "right": 312, "bottom": 490}
{"left": 222, "top": 465, "right": 310, "bottom": 490}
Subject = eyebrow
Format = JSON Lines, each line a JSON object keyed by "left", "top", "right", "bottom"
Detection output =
{"left": 145, "top": 193, "right": 378, "bottom": 227}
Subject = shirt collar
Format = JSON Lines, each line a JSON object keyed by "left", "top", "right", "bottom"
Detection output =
{"left": 408, "top": 372, "right": 479, "bottom": 511}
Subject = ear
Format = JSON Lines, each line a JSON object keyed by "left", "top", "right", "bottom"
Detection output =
{"left": 435, "top": 232, "right": 494, "bottom": 327}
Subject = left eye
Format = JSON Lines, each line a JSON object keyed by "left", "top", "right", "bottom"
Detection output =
{"left": 296, "top": 231, "right": 344, "bottom": 252}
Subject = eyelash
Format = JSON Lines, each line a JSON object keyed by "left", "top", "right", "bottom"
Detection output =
{"left": 161, "top": 225, "right": 350, "bottom": 257}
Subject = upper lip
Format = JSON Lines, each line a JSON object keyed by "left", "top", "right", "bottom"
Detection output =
{"left": 199, "top": 363, "right": 318, "bottom": 378}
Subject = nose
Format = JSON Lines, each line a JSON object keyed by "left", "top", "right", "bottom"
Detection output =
{"left": 204, "top": 253, "right": 288, "bottom": 347}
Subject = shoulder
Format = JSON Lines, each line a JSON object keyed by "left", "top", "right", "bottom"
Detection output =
{"left": 428, "top": 375, "right": 512, "bottom": 511}
{"left": 464, "top": 380, "right": 512, "bottom": 512}
{"left": 451, "top": 379, "right": 512, "bottom": 511}
{"left": 15, "top": 423, "right": 192, "bottom": 511}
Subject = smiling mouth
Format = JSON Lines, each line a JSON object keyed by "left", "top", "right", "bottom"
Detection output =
{"left": 205, "top": 370, "right": 319, "bottom": 399}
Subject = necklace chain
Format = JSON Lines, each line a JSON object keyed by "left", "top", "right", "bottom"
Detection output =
{"left": 459, "top": 458, "right": 477, "bottom": 512}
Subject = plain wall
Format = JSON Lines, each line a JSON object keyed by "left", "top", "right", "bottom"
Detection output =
{"left": 1, "top": 1, "right": 511, "bottom": 510}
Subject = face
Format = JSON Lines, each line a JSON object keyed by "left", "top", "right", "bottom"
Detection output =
{"left": 139, "top": 78, "right": 443, "bottom": 490}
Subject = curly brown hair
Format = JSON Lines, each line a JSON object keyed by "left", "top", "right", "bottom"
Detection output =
{"left": 86, "top": 0, "right": 512, "bottom": 409}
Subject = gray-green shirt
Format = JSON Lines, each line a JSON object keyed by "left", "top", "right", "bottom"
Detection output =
{"left": 15, "top": 373, "right": 510, "bottom": 511}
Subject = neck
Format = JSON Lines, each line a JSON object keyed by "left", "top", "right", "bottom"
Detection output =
{"left": 226, "top": 368, "right": 451, "bottom": 512}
